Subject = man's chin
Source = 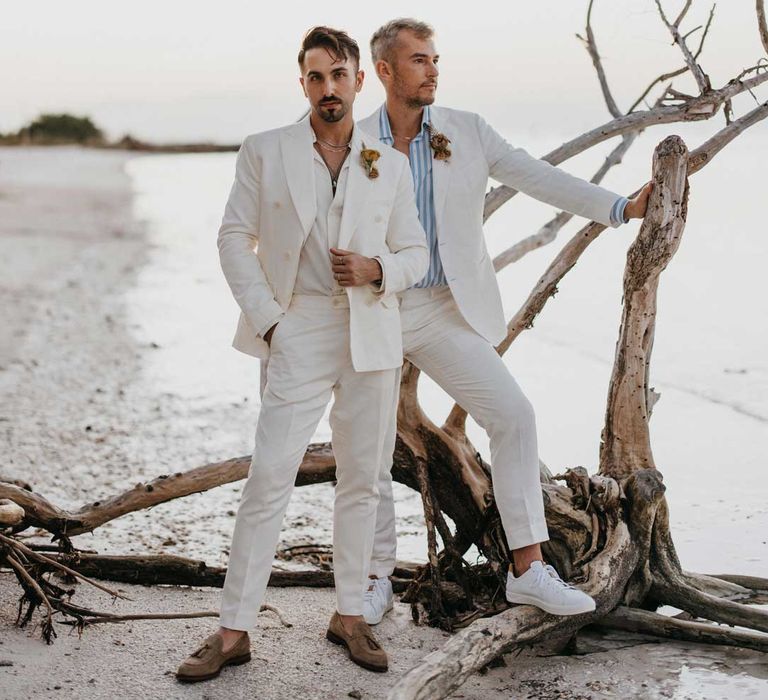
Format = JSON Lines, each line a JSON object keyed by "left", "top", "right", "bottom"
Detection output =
{"left": 318, "top": 108, "right": 346, "bottom": 123}
{"left": 405, "top": 95, "right": 436, "bottom": 109}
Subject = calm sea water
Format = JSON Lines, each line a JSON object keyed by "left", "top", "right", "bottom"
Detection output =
{"left": 124, "top": 123, "right": 767, "bottom": 575}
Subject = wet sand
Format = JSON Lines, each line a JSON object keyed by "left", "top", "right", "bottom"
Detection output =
{"left": 0, "top": 146, "right": 766, "bottom": 699}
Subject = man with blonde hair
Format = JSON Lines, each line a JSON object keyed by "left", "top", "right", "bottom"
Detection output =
{"left": 358, "top": 18, "right": 652, "bottom": 624}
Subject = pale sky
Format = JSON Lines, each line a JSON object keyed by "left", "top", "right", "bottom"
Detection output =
{"left": 1, "top": 1, "right": 764, "bottom": 142}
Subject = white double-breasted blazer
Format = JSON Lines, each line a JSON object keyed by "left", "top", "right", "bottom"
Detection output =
{"left": 359, "top": 105, "right": 624, "bottom": 346}
{"left": 217, "top": 116, "right": 429, "bottom": 372}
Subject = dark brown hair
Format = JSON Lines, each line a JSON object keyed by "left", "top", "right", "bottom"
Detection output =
{"left": 298, "top": 26, "right": 360, "bottom": 71}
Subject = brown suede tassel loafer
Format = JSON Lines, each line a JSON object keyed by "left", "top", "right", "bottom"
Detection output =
{"left": 326, "top": 612, "right": 388, "bottom": 672}
{"left": 176, "top": 632, "right": 252, "bottom": 682}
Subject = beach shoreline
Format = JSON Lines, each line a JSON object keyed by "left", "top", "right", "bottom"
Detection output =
{"left": 0, "top": 146, "right": 766, "bottom": 699}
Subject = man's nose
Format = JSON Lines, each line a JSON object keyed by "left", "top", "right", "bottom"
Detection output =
{"left": 428, "top": 61, "right": 439, "bottom": 77}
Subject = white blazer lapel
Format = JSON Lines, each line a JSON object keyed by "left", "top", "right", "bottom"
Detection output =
{"left": 279, "top": 117, "right": 317, "bottom": 239}
{"left": 337, "top": 125, "right": 373, "bottom": 251}
{"left": 429, "top": 107, "right": 451, "bottom": 232}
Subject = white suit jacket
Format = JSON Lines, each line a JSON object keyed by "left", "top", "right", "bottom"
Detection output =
{"left": 217, "top": 116, "right": 429, "bottom": 372}
{"left": 359, "top": 105, "right": 623, "bottom": 346}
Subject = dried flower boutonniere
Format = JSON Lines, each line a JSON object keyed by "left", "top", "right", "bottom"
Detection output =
{"left": 360, "top": 142, "right": 380, "bottom": 179}
{"left": 427, "top": 123, "right": 451, "bottom": 161}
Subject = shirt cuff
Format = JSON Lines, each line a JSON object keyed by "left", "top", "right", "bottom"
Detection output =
{"left": 257, "top": 311, "right": 285, "bottom": 339}
{"left": 369, "top": 256, "right": 386, "bottom": 295}
{"left": 609, "top": 196, "right": 630, "bottom": 227}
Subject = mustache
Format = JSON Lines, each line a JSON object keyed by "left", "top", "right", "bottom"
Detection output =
{"left": 320, "top": 97, "right": 342, "bottom": 104}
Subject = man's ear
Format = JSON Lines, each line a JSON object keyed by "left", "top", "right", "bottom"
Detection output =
{"left": 299, "top": 76, "right": 307, "bottom": 98}
{"left": 356, "top": 69, "right": 365, "bottom": 93}
{"left": 375, "top": 59, "right": 391, "bottom": 82}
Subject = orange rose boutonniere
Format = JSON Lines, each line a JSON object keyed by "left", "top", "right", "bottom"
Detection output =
{"left": 427, "top": 123, "right": 451, "bottom": 161}
{"left": 361, "top": 142, "right": 381, "bottom": 179}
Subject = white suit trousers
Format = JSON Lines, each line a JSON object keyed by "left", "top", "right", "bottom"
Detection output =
{"left": 219, "top": 294, "right": 400, "bottom": 629}
{"left": 370, "top": 286, "right": 549, "bottom": 578}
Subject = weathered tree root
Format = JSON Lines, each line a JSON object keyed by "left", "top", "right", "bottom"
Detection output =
{"left": 53, "top": 602, "right": 292, "bottom": 633}
{"left": 0, "top": 538, "right": 301, "bottom": 637}
{"left": 26, "top": 550, "right": 418, "bottom": 592}
{"left": 595, "top": 606, "right": 768, "bottom": 653}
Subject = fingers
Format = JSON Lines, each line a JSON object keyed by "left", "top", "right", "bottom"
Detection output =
{"left": 335, "top": 273, "right": 356, "bottom": 286}
{"left": 331, "top": 260, "right": 348, "bottom": 273}
{"left": 331, "top": 251, "right": 359, "bottom": 272}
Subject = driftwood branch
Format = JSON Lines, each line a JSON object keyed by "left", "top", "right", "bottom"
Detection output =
{"left": 759, "top": 0, "right": 768, "bottom": 55}
{"left": 599, "top": 135, "right": 689, "bottom": 478}
{"left": 36, "top": 550, "right": 419, "bottom": 592}
{"left": 483, "top": 63, "right": 767, "bottom": 221}
{"left": 577, "top": 0, "right": 622, "bottom": 117}
{"left": 655, "top": 0, "right": 711, "bottom": 92}
{"left": 0, "top": 446, "right": 335, "bottom": 537}
{"left": 597, "top": 606, "right": 768, "bottom": 653}
{"left": 492, "top": 133, "right": 636, "bottom": 274}
{"left": 628, "top": 4, "right": 715, "bottom": 113}
{"left": 495, "top": 98, "right": 767, "bottom": 360}
{"left": 389, "top": 519, "right": 636, "bottom": 700}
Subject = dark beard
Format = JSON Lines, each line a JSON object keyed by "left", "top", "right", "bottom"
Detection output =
{"left": 317, "top": 103, "right": 348, "bottom": 122}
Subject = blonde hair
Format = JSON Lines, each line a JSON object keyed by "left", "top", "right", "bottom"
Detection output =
{"left": 370, "top": 18, "right": 434, "bottom": 64}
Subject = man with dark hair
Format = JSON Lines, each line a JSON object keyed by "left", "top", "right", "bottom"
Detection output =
{"left": 358, "top": 18, "right": 652, "bottom": 625}
{"left": 176, "top": 26, "right": 428, "bottom": 680}
{"left": 298, "top": 24, "right": 361, "bottom": 71}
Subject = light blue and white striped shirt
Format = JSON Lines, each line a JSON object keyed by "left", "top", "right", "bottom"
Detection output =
{"left": 377, "top": 105, "right": 628, "bottom": 290}
{"left": 378, "top": 104, "right": 447, "bottom": 288}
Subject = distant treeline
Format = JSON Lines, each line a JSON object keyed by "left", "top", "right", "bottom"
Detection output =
{"left": 0, "top": 113, "right": 237, "bottom": 152}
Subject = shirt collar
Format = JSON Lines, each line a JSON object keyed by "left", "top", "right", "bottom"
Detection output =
{"left": 379, "top": 104, "right": 432, "bottom": 143}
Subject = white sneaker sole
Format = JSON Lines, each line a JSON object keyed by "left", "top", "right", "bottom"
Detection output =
{"left": 505, "top": 591, "right": 596, "bottom": 616}
{"left": 363, "top": 598, "right": 394, "bottom": 626}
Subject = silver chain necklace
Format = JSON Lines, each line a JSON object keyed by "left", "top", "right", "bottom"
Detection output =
{"left": 316, "top": 136, "right": 351, "bottom": 152}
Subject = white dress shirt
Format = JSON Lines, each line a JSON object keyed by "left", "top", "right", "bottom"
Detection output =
{"left": 293, "top": 131, "right": 350, "bottom": 296}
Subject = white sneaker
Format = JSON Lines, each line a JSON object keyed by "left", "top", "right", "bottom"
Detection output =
{"left": 362, "top": 576, "right": 394, "bottom": 625}
{"left": 505, "top": 561, "right": 596, "bottom": 616}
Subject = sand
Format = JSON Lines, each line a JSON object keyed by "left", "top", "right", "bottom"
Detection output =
{"left": 0, "top": 145, "right": 766, "bottom": 699}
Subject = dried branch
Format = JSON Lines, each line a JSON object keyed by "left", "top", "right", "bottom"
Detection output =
{"left": 597, "top": 606, "right": 768, "bottom": 653}
{"left": 495, "top": 98, "right": 768, "bottom": 360}
{"left": 0, "top": 445, "right": 335, "bottom": 537}
{"left": 483, "top": 70, "right": 768, "bottom": 221}
{"left": 0, "top": 532, "right": 129, "bottom": 601}
{"left": 759, "top": 0, "right": 768, "bottom": 55}
{"left": 388, "top": 519, "right": 636, "bottom": 700}
{"left": 688, "top": 99, "right": 768, "bottom": 173}
{"left": 493, "top": 133, "right": 636, "bottom": 273}
{"left": 630, "top": 5, "right": 716, "bottom": 112}
{"left": 655, "top": 0, "right": 711, "bottom": 92}
{"left": 5, "top": 551, "right": 57, "bottom": 643}
{"left": 577, "top": 0, "right": 622, "bottom": 117}
{"left": 599, "top": 136, "right": 690, "bottom": 479}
